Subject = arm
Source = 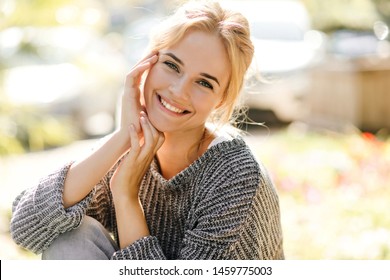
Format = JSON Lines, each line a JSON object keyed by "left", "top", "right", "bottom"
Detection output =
{"left": 110, "top": 112, "right": 164, "bottom": 249}
{"left": 62, "top": 53, "right": 159, "bottom": 208}
{"left": 10, "top": 163, "right": 94, "bottom": 254}
{"left": 61, "top": 130, "right": 128, "bottom": 208}
{"left": 10, "top": 53, "right": 159, "bottom": 254}
{"left": 10, "top": 152, "right": 120, "bottom": 254}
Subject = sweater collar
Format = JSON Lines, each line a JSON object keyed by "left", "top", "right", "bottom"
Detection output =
{"left": 149, "top": 137, "right": 246, "bottom": 188}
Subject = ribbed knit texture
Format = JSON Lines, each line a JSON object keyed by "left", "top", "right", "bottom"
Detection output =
{"left": 10, "top": 137, "right": 284, "bottom": 260}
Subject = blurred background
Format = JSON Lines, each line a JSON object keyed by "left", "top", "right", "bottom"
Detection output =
{"left": 1, "top": 0, "right": 389, "bottom": 259}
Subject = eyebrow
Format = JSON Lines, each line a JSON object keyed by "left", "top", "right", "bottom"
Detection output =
{"left": 162, "top": 52, "right": 220, "bottom": 86}
{"left": 163, "top": 52, "right": 184, "bottom": 66}
{"left": 200, "top": 73, "right": 220, "bottom": 86}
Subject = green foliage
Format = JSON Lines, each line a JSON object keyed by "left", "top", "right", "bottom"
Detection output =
{"left": 301, "top": 0, "right": 381, "bottom": 32}
{"left": 0, "top": 134, "right": 24, "bottom": 155}
{"left": 372, "top": 0, "right": 390, "bottom": 27}
{"left": 0, "top": 102, "right": 78, "bottom": 156}
{"left": 1, "top": 0, "right": 74, "bottom": 29}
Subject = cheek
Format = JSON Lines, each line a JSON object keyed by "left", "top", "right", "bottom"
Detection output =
{"left": 144, "top": 66, "right": 170, "bottom": 93}
{"left": 191, "top": 94, "right": 219, "bottom": 118}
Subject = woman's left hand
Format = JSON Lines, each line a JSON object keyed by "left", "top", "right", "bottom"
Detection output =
{"left": 110, "top": 112, "right": 164, "bottom": 248}
{"left": 110, "top": 111, "right": 165, "bottom": 203}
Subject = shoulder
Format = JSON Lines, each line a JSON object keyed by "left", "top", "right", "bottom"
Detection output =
{"left": 197, "top": 137, "right": 265, "bottom": 193}
{"left": 203, "top": 135, "right": 278, "bottom": 196}
{"left": 205, "top": 136, "right": 260, "bottom": 174}
{"left": 192, "top": 137, "right": 276, "bottom": 222}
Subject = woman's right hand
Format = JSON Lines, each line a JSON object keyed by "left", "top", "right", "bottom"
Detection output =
{"left": 62, "top": 53, "right": 158, "bottom": 209}
{"left": 119, "top": 52, "right": 158, "bottom": 136}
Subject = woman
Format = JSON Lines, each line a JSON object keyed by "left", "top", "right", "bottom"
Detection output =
{"left": 10, "top": 0, "right": 284, "bottom": 260}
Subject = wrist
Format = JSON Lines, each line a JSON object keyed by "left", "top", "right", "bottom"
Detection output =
{"left": 113, "top": 193, "right": 141, "bottom": 209}
{"left": 112, "top": 128, "right": 131, "bottom": 153}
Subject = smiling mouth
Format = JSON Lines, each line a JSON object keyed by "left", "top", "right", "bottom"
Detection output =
{"left": 158, "top": 94, "right": 190, "bottom": 115}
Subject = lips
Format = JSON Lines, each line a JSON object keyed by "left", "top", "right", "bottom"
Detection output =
{"left": 157, "top": 94, "right": 190, "bottom": 115}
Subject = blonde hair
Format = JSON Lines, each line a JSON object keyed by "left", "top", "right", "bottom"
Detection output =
{"left": 147, "top": 0, "right": 254, "bottom": 127}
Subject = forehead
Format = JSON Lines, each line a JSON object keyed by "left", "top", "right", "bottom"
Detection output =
{"left": 161, "top": 30, "right": 231, "bottom": 85}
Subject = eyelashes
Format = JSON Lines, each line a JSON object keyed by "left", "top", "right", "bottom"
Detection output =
{"left": 163, "top": 61, "right": 179, "bottom": 72}
{"left": 162, "top": 60, "right": 214, "bottom": 90}
{"left": 198, "top": 80, "right": 213, "bottom": 90}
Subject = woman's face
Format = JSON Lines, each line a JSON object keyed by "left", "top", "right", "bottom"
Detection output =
{"left": 143, "top": 30, "right": 230, "bottom": 134}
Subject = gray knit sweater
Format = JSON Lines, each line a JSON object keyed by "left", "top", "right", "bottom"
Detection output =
{"left": 10, "top": 137, "right": 284, "bottom": 260}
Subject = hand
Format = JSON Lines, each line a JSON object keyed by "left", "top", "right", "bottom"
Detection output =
{"left": 110, "top": 112, "right": 163, "bottom": 248}
{"left": 119, "top": 52, "right": 158, "bottom": 136}
{"left": 110, "top": 111, "right": 165, "bottom": 202}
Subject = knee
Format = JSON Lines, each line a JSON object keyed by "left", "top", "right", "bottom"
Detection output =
{"left": 42, "top": 216, "right": 117, "bottom": 260}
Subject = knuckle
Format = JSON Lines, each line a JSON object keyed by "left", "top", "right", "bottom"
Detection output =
{"left": 125, "top": 73, "right": 134, "bottom": 81}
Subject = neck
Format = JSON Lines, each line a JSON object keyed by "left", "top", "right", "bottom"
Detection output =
{"left": 156, "top": 126, "right": 213, "bottom": 179}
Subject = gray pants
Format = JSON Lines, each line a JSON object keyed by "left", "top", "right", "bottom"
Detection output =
{"left": 42, "top": 216, "right": 118, "bottom": 260}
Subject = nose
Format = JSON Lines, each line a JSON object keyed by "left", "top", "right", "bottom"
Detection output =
{"left": 168, "top": 76, "right": 190, "bottom": 101}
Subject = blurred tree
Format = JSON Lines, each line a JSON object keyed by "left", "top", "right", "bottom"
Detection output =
{"left": 372, "top": 0, "right": 390, "bottom": 29}
{"left": 1, "top": 0, "right": 113, "bottom": 30}
{"left": 0, "top": 102, "right": 78, "bottom": 155}
{"left": 301, "top": 0, "right": 381, "bottom": 33}
{"left": 1, "top": 0, "right": 72, "bottom": 28}
{"left": 0, "top": 0, "right": 182, "bottom": 32}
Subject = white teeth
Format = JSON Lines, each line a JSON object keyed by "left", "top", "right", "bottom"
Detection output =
{"left": 160, "top": 97, "right": 185, "bottom": 114}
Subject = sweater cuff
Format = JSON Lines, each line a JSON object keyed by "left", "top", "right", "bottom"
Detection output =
{"left": 34, "top": 162, "right": 95, "bottom": 232}
{"left": 111, "top": 236, "right": 166, "bottom": 260}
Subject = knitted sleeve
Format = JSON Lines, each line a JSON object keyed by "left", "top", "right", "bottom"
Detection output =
{"left": 179, "top": 155, "right": 284, "bottom": 260}
{"left": 10, "top": 163, "right": 96, "bottom": 254}
{"left": 111, "top": 236, "right": 166, "bottom": 260}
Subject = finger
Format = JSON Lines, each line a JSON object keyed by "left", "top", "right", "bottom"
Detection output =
{"left": 132, "top": 51, "right": 158, "bottom": 68}
{"left": 139, "top": 115, "right": 154, "bottom": 154}
{"left": 124, "top": 75, "right": 134, "bottom": 90}
{"left": 129, "top": 54, "right": 159, "bottom": 78}
{"left": 124, "top": 61, "right": 158, "bottom": 95}
{"left": 134, "top": 54, "right": 158, "bottom": 78}
{"left": 116, "top": 124, "right": 139, "bottom": 171}
{"left": 128, "top": 124, "right": 141, "bottom": 156}
{"left": 124, "top": 61, "right": 153, "bottom": 90}
{"left": 141, "top": 53, "right": 159, "bottom": 66}
{"left": 140, "top": 111, "right": 157, "bottom": 135}
{"left": 140, "top": 111, "right": 164, "bottom": 152}
{"left": 141, "top": 111, "right": 163, "bottom": 143}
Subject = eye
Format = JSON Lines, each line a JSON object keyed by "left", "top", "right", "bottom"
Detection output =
{"left": 198, "top": 80, "right": 213, "bottom": 90}
{"left": 163, "top": 61, "right": 180, "bottom": 73}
